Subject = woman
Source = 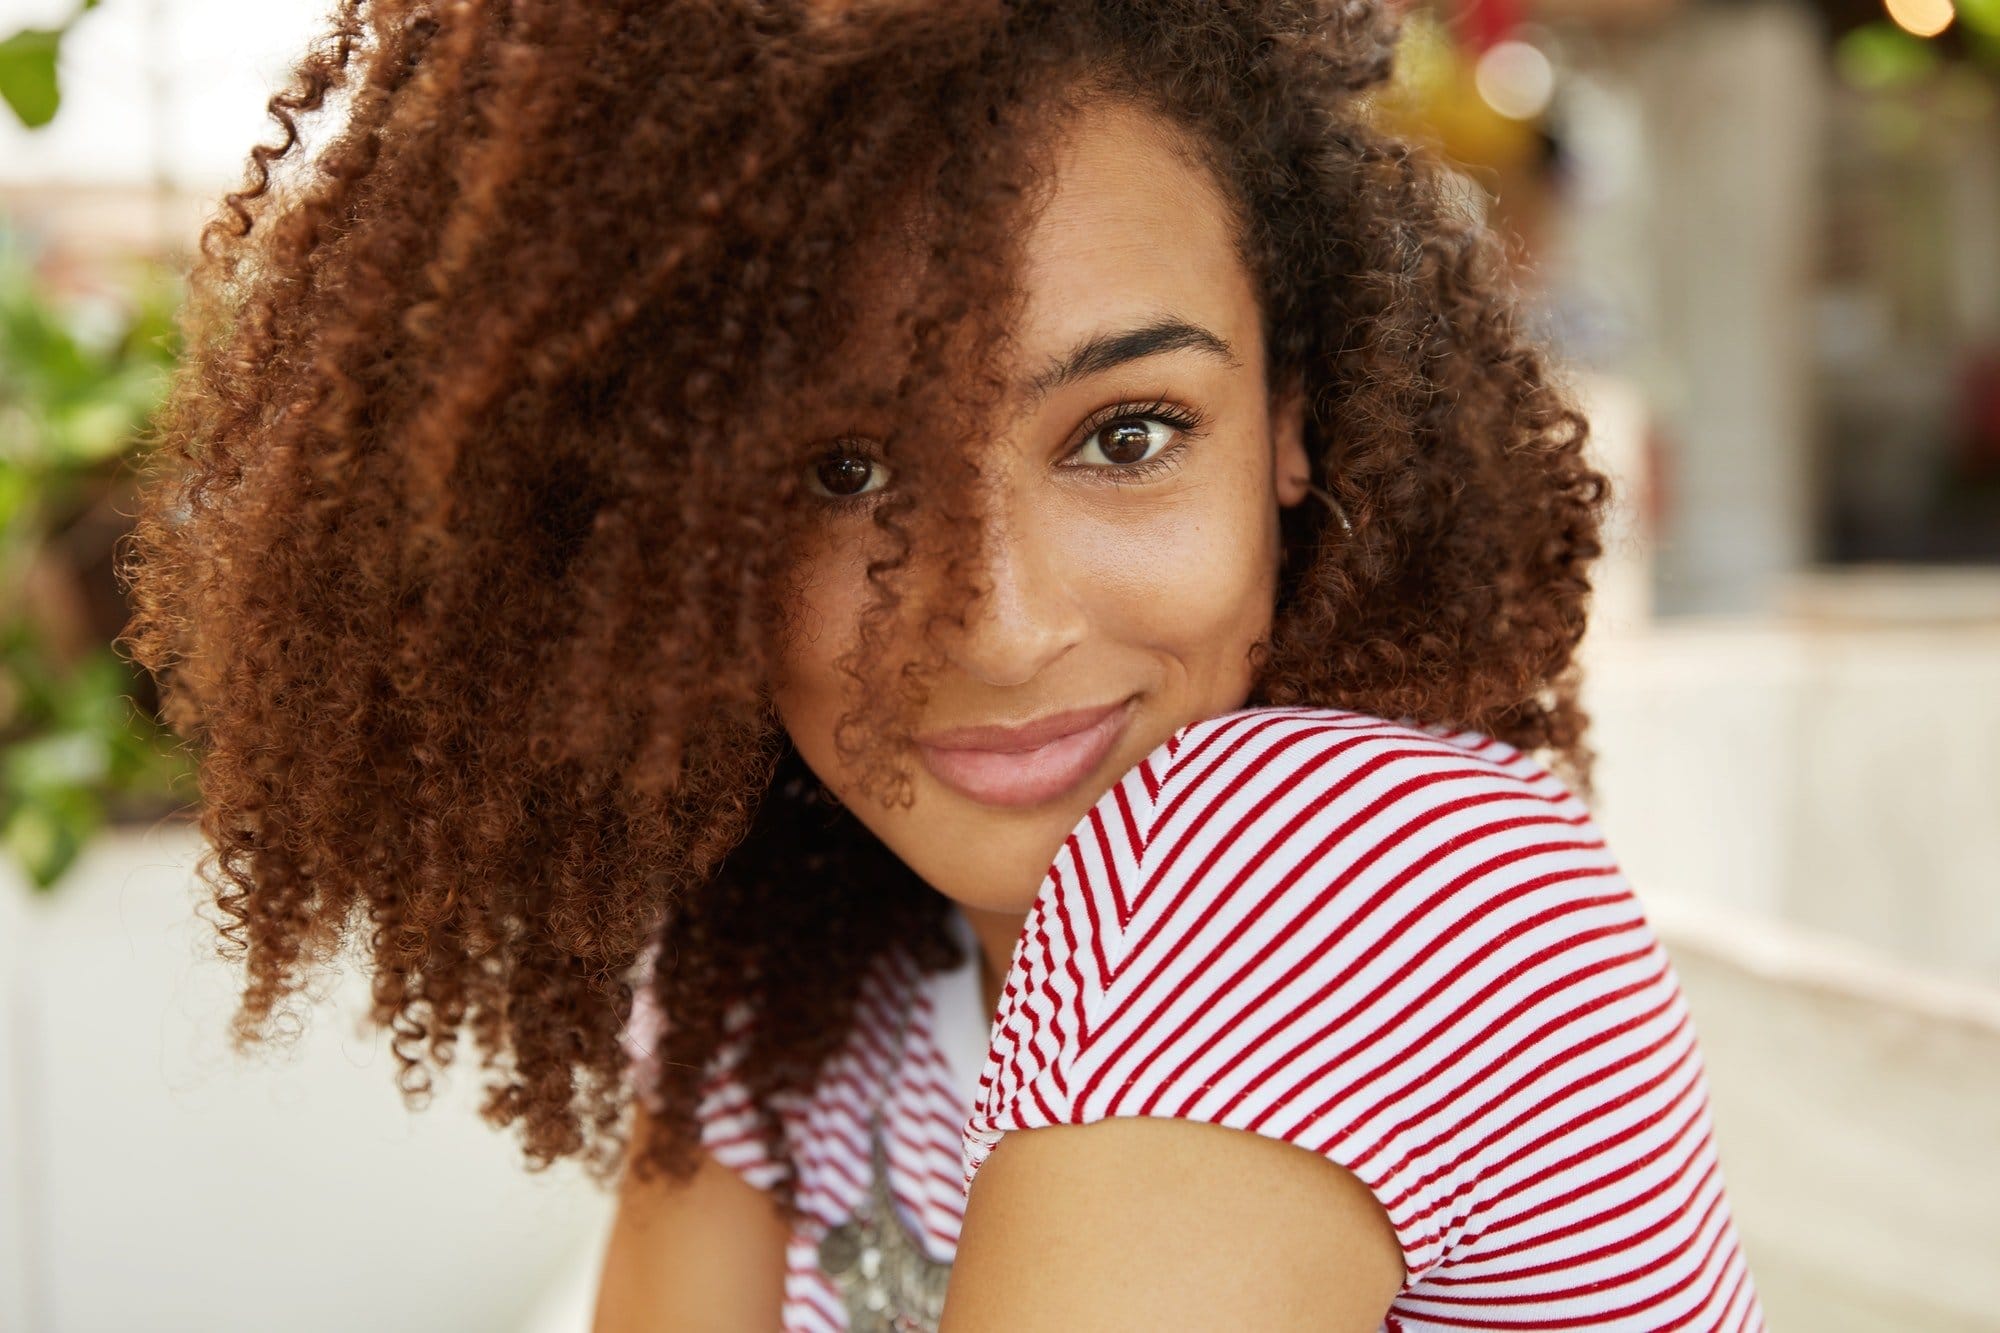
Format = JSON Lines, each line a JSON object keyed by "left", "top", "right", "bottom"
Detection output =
{"left": 121, "top": 0, "right": 1764, "bottom": 1329}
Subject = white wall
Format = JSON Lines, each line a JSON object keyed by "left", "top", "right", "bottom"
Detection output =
{"left": 1582, "top": 609, "right": 2000, "bottom": 988}
{"left": 0, "top": 825, "right": 610, "bottom": 1333}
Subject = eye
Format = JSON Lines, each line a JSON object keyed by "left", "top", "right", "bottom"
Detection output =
{"left": 1062, "top": 396, "right": 1210, "bottom": 484}
{"left": 1072, "top": 415, "right": 1178, "bottom": 468}
{"left": 804, "top": 441, "right": 890, "bottom": 503}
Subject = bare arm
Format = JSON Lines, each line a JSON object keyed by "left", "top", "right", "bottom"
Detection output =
{"left": 940, "top": 1116, "right": 1404, "bottom": 1331}
{"left": 591, "top": 1100, "right": 791, "bottom": 1333}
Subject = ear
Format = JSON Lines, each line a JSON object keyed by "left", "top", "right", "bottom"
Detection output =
{"left": 1270, "top": 371, "right": 1311, "bottom": 509}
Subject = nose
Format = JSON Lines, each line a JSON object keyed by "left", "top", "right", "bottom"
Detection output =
{"left": 933, "top": 489, "right": 1087, "bottom": 689}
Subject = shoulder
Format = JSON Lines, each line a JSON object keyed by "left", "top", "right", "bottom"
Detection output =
{"left": 969, "top": 704, "right": 1689, "bottom": 1283}
{"left": 1149, "top": 703, "right": 1576, "bottom": 858}
{"left": 1129, "top": 703, "right": 1619, "bottom": 967}
{"left": 1106, "top": 708, "right": 1659, "bottom": 1099}
{"left": 1027, "top": 704, "right": 1582, "bottom": 968}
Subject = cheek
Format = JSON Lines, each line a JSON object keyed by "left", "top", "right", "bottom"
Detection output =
{"left": 1076, "top": 479, "right": 1279, "bottom": 651}
{"left": 771, "top": 550, "right": 868, "bottom": 736}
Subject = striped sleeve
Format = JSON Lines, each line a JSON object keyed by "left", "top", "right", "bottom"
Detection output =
{"left": 622, "top": 933, "right": 786, "bottom": 1190}
{"left": 964, "top": 706, "right": 1757, "bottom": 1323}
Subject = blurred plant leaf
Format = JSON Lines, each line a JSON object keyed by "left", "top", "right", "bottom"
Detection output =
{"left": 0, "top": 26, "right": 60, "bottom": 129}
{"left": 0, "top": 0, "right": 100, "bottom": 131}
{"left": 0, "top": 455, "right": 29, "bottom": 538}
{"left": 1959, "top": 0, "right": 2000, "bottom": 38}
{"left": 1836, "top": 22, "right": 1941, "bottom": 92}
{"left": 5, "top": 784, "right": 102, "bottom": 892}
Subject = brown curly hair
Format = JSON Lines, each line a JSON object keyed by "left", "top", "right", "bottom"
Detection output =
{"left": 117, "top": 0, "right": 1607, "bottom": 1223}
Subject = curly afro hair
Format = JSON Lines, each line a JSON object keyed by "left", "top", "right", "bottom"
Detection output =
{"left": 117, "top": 0, "right": 1608, "bottom": 1222}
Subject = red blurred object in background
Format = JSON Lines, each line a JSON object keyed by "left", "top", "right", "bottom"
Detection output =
{"left": 1450, "top": 0, "right": 1522, "bottom": 52}
{"left": 1956, "top": 345, "right": 2000, "bottom": 479}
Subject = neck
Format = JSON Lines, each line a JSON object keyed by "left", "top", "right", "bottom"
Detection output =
{"left": 955, "top": 902, "right": 1029, "bottom": 1016}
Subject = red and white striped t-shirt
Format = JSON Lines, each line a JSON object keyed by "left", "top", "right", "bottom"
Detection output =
{"left": 627, "top": 704, "right": 1767, "bottom": 1331}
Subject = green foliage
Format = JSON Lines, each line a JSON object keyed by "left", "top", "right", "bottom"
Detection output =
{"left": 0, "top": 27, "right": 61, "bottom": 129}
{"left": 0, "top": 227, "right": 193, "bottom": 892}
{"left": 0, "top": 0, "right": 98, "bottom": 129}
{"left": 1836, "top": 23, "right": 1943, "bottom": 93}
{"left": 1959, "top": 0, "right": 2000, "bottom": 38}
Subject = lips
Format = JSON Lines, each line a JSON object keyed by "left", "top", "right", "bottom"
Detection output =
{"left": 916, "top": 695, "right": 1137, "bottom": 808}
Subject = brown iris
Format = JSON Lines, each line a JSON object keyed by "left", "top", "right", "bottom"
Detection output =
{"left": 1096, "top": 419, "right": 1154, "bottom": 465}
{"left": 814, "top": 452, "right": 876, "bottom": 498}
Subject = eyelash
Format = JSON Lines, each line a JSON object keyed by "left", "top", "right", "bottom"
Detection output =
{"left": 807, "top": 395, "right": 1210, "bottom": 510}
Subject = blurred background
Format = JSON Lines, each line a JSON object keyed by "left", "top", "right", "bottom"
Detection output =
{"left": 0, "top": 0, "right": 1994, "bottom": 1328}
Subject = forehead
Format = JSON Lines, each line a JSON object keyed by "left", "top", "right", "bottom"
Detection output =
{"left": 1013, "top": 98, "right": 1256, "bottom": 362}
{"left": 829, "top": 98, "right": 1257, "bottom": 402}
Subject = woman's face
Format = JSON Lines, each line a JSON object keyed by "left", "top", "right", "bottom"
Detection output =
{"left": 773, "top": 98, "right": 1311, "bottom": 922}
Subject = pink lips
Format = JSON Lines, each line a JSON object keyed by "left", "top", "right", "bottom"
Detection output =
{"left": 916, "top": 696, "right": 1137, "bottom": 808}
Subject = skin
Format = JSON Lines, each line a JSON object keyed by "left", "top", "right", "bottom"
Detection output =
{"left": 772, "top": 96, "right": 1313, "bottom": 1017}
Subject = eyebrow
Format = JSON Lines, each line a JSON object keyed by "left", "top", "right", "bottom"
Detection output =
{"left": 1025, "top": 315, "right": 1241, "bottom": 404}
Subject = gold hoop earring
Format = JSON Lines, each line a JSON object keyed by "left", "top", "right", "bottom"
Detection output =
{"left": 1306, "top": 483, "right": 1355, "bottom": 538}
